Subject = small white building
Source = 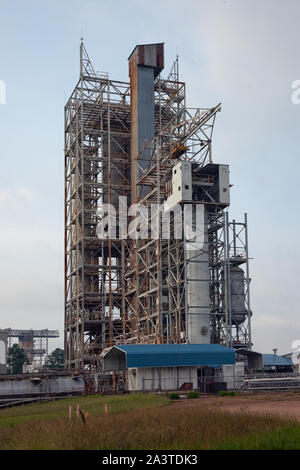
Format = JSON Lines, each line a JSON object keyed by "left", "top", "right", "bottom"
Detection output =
{"left": 102, "top": 344, "right": 237, "bottom": 392}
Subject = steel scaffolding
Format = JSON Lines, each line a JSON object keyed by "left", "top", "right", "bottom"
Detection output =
{"left": 64, "top": 43, "right": 131, "bottom": 369}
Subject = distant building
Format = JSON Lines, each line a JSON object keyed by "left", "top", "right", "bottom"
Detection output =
{"left": 262, "top": 354, "right": 293, "bottom": 373}
{"left": 0, "top": 329, "right": 60, "bottom": 373}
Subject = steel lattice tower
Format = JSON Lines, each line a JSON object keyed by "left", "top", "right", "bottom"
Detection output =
{"left": 64, "top": 42, "right": 252, "bottom": 371}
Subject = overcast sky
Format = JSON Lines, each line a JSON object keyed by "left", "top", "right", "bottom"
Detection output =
{"left": 0, "top": 0, "right": 299, "bottom": 355}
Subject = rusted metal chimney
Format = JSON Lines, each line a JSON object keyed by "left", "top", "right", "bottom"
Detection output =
{"left": 128, "top": 43, "right": 164, "bottom": 203}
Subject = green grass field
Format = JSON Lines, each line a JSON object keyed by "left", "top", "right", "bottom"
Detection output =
{"left": 216, "top": 425, "right": 300, "bottom": 450}
{"left": 0, "top": 394, "right": 300, "bottom": 450}
{"left": 0, "top": 393, "right": 169, "bottom": 427}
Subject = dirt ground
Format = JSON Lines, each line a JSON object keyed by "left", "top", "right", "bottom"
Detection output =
{"left": 170, "top": 392, "right": 300, "bottom": 420}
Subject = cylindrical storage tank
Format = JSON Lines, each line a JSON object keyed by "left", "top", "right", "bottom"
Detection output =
{"left": 230, "top": 265, "right": 247, "bottom": 325}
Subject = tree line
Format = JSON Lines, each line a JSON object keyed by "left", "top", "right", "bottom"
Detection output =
{"left": 7, "top": 345, "right": 64, "bottom": 374}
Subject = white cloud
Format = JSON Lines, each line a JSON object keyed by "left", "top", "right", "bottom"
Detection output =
{"left": 0, "top": 189, "right": 13, "bottom": 204}
{"left": 0, "top": 226, "right": 61, "bottom": 252}
{"left": 15, "top": 186, "right": 33, "bottom": 201}
{"left": 0, "top": 186, "right": 34, "bottom": 207}
{"left": 191, "top": 0, "right": 300, "bottom": 95}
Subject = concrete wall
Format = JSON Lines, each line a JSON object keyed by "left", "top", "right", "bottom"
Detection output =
{"left": 127, "top": 366, "right": 198, "bottom": 392}
{"left": 185, "top": 209, "right": 210, "bottom": 344}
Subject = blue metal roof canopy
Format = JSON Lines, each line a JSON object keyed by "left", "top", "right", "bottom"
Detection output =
{"left": 263, "top": 354, "right": 293, "bottom": 367}
{"left": 106, "top": 344, "right": 235, "bottom": 369}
